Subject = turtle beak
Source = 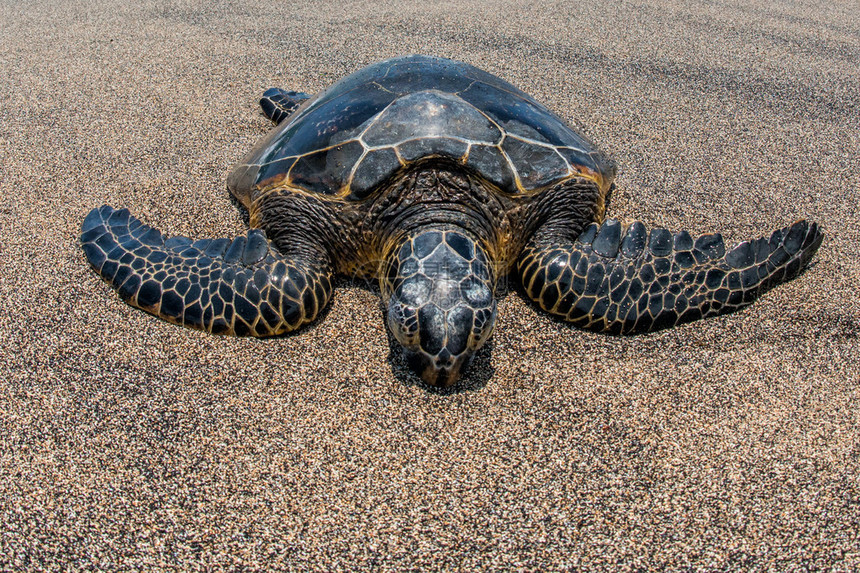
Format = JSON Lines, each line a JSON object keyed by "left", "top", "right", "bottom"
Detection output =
{"left": 382, "top": 228, "right": 497, "bottom": 387}
{"left": 404, "top": 347, "right": 474, "bottom": 387}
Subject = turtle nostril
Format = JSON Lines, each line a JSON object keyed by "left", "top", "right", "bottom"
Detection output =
{"left": 436, "top": 347, "right": 454, "bottom": 366}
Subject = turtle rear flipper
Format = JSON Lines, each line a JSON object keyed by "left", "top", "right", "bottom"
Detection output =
{"left": 518, "top": 219, "right": 822, "bottom": 334}
{"left": 260, "top": 88, "right": 310, "bottom": 125}
{"left": 80, "top": 205, "right": 332, "bottom": 336}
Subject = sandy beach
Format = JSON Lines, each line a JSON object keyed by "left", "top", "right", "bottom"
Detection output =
{"left": 1, "top": 0, "right": 858, "bottom": 569}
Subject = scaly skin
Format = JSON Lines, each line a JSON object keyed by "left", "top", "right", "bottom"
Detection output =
{"left": 259, "top": 88, "right": 310, "bottom": 126}
{"left": 81, "top": 205, "right": 332, "bottom": 336}
{"left": 518, "top": 218, "right": 822, "bottom": 334}
{"left": 80, "top": 166, "right": 822, "bottom": 386}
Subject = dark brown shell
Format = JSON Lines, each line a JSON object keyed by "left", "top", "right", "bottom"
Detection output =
{"left": 228, "top": 55, "right": 615, "bottom": 201}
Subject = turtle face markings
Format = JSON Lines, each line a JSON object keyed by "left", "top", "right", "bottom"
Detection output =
{"left": 382, "top": 228, "right": 496, "bottom": 387}
{"left": 82, "top": 55, "right": 822, "bottom": 388}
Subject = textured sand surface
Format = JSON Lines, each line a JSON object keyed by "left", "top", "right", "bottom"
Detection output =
{"left": 2, "top": 0, "right": 859, "bottom": 569}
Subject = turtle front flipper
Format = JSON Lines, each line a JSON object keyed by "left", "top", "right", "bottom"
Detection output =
{"left": 80, "top": 205, "right": 332, "bottom": 336}
{"left": 518, "top": 219, "right": 822, "bottom": 334}
{"left": 260, "top": 88, "right": 310, "bottom": 125}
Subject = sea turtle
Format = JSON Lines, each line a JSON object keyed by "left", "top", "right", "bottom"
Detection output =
{"left": 80, "top": 55, "right": 822, "bottom": 386}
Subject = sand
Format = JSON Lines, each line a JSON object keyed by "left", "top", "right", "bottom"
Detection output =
{"left": 1, "top": 0, "right": 858, "bottom": 569}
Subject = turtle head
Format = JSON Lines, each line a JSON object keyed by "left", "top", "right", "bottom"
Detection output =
{"left": 382, "top": 228, "right": 497, "bottom": 387}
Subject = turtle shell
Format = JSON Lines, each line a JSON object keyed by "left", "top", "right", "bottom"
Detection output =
{"left": 228, "top": 55, "right": 615, "bottom": 201}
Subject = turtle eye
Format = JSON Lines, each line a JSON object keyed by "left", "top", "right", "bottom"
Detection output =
{"left": 387, "top": 297, "right": 420, "bottom": 347}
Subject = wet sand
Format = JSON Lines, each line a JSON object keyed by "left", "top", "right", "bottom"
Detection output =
{"left": 1, "top": 0, "right": 858, "bottom": 569}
